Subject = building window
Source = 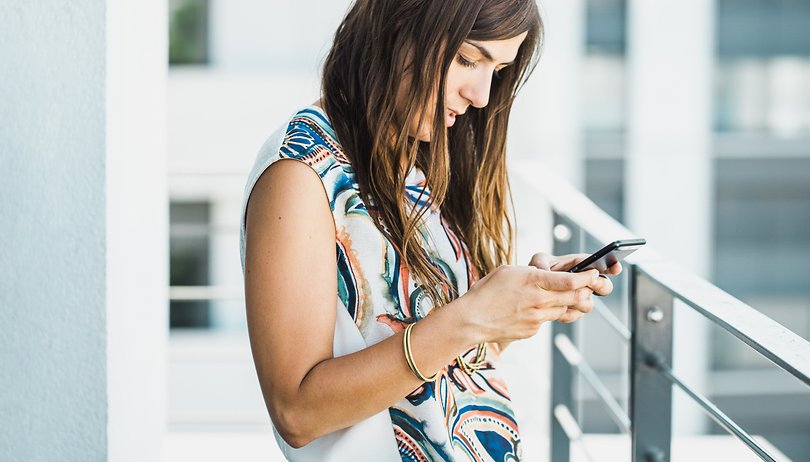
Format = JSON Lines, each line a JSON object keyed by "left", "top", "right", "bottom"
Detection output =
{"left": 170, "top": 201, "right": 211, "bottom": 329}
{"left": 169, "top": 0, "right": 209, "bottom": 65}
{"left": 715, "top": 0, "right": 810, "bottom": 135}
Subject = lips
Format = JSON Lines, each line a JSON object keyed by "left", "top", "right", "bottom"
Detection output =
{"left": 446, "top": 107, "right": 466, "bottom": 127}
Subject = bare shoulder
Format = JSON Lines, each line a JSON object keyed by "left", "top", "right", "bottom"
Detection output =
{"left": 244, "top": 156, "right": 336, "bottom": 300}
{"left": 247, "top": 159, "right": 330, "bottom": 218}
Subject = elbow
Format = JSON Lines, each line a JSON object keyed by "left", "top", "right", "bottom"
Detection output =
{"left": 270, "top": 400, "right": 316, "bottom": 449}
{"left": 277, "top": 426, "right": 314, "bottom": 450}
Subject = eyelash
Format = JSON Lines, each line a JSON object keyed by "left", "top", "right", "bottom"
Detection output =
{"left": 456, "top": 54, "right": 476, "bottom": 69}
{"left": 456, "top": 54, "right": 505, "bottom": 79}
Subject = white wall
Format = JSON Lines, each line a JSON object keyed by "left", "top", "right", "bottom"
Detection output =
{"left": 208, "top": 0, "right": 353, "bottom": 72}
{"left": 106, "top": 1, "right": 169, "bottom": 460}
{"left": 0, "top": 1, "right": 168, "bottom": 460}
{"left": 509, "top": 0, "right": 586, "bottom": 187}
{"left": 0, "top": 2, "right": 108, "bottom": 459}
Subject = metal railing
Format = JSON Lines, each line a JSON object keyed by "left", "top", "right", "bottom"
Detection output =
{"left": 510, "top": 161, "right": 810, "bottom": 462}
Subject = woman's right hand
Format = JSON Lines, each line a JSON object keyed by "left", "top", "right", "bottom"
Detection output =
{"left": 457, "top": 265, "right": 603, "bottom": 345}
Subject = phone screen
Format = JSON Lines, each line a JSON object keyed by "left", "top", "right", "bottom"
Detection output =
{"left": 567, "top": 238, "right": 646, "bottom": 273}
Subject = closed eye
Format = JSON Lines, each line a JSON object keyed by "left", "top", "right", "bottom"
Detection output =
{"left": 456, "top": 54, "right": 477, "bottom": 69}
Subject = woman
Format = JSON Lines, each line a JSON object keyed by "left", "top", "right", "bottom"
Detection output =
{"left": 240, "top": 0, "right": 619, "bottom": 460}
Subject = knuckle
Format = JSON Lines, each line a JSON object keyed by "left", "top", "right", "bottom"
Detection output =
{"left": 529, "top": 272, "right": 545, "bottom": 290}
{"left": 584, "top": 287, "right": 594, "bottom": 301}
{"left": 573, "top": 288, "right": 586, "bottom": 304}
{"left": 562, "top": 278, "right": 577, "bottom": 291}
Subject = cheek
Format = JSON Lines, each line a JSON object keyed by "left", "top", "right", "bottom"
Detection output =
{"left": 444, "top": 67, "right": 463, "bottom": 97}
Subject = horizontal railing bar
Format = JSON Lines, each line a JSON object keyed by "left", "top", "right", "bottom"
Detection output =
{"left": 637, "top": 262, "right": 810, "bottom": 387}
{"left": 170, "top": 224, "right": 240, "bottom": 236}
{"left": 554, "top": 334, "right": 632, "bottom": 433}
{"left": 170, "top": 286, "right": 244, "bottom": 301}
{"left": 512, "top": 160, "right": 810, "bottom": 387}
{"left": 553, "top": 404, "right": 596, "bottom": 462}
{"left": 651, "top": 357, "right": 777, "bottom": 462}
{"left": 592, "top": 297, "right": 631, "bottom": 342}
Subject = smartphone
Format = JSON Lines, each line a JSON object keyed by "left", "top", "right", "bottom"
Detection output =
{"left": 566, "top": 238, "right": 646, "bottom": 273}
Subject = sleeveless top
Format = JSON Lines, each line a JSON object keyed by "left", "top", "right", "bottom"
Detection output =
{"left": 239, "top": 106, "right": 522, "bottom": 462}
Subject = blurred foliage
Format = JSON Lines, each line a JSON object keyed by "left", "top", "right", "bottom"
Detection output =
{"left": 169, "top": 0, "right": 207, "bottom": 65}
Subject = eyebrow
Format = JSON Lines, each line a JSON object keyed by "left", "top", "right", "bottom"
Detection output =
{"left": 464, "top": 41, "right": 516, "bottom": 66}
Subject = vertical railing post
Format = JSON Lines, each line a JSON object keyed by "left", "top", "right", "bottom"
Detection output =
{"left": 630, "top": 268, "right": 674, "bottom": 461}
{"left": 550, "top": 214, "right": 579, "bottom": 462}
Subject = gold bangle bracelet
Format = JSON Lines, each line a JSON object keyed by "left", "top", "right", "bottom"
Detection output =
{"left": 403, "top": 323, "right": 439, "bottom": 382}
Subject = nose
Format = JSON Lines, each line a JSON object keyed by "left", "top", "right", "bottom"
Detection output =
{"left": 459, "top": 71, "right": 492, "bottom": 109}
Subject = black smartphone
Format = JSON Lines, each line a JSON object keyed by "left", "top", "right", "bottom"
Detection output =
{"left": 566, "top": 238, "right": 646, "bottom": 273}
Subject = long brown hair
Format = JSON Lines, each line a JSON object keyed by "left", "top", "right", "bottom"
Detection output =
{"left": 322, "top": 0, "right": 543, "bottom": 310}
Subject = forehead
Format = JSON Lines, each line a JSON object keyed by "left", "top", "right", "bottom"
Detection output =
{"left": 463, "top": 32, "right": 528, "bottom": 64}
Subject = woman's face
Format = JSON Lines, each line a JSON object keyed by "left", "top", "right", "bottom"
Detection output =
{"left": 409, "top": 31, "right": 528, "bottom": 142}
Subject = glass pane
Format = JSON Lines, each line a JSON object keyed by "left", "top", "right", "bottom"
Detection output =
{"left": 170, "top": 202, "right": 211, "bottom": 329}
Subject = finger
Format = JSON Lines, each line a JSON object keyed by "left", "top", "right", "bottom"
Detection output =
{"left": 568, "top": 292, "right": 595, "bottom": 313}
{"left": 558, "top": 309, "right": 586, "bottom": 323}
{"left": 536, "top": 286, "right": 593, "bottom": 310}
{"left": 535, "top": 305, "right": 568, "bottom": 323}
{"left": 604, "top": 262, "right": 623, "bottom": 276}
{"left": 589, "top": 275, "right": 614, "bottom": 297}
{"left": 568, "top": 288, "right": 594, "bottom": 312}
{"left": 528, "top": 252, "right": 554, "bottom": 270}
{"left": 534, "top": 268, "right": 599, "bottom": 292}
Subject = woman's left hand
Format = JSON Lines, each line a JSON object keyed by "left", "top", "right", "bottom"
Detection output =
{"left": 528, "top": 252, "right": 622, "bottom": 322}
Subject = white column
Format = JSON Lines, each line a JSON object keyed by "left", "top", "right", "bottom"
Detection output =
{"left": 510, "top": 0, "right": 587, "bottom": 188}
{"left": 626, "top": 0, "right": 715, "bottom": 435}
{"left": 106, "top": 0, "right": 168, "bottom": 460}
{"left": 0, "top": 1, "right": 168, "bottom": 460}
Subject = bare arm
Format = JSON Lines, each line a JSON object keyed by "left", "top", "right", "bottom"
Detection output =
{"left": 244, "top": 159, "right": 604, "bottom": 448}
{"left": 244, "top": 160, "right": 477, "bottom": 447}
